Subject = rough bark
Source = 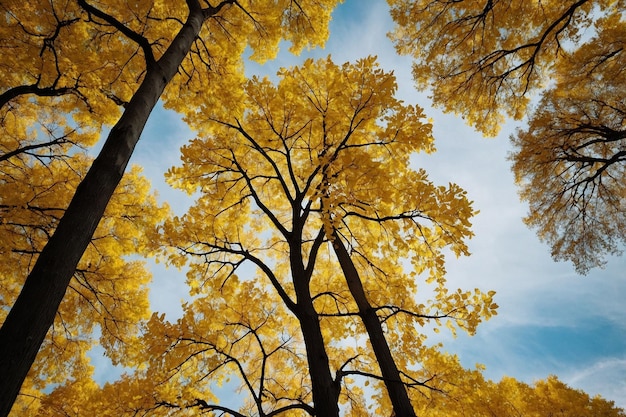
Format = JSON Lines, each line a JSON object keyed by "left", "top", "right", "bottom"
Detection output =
{"left": 0, "top": 5, "right": 207, "bottom": 415}
{"left": 331, "top": 229, "right": 417, "bottom": 417}
{"left": 295, "top": 301, "right": 341, "bottom": 417}
{"left": 288, "top": 225, "right": 341, "bottom": 417}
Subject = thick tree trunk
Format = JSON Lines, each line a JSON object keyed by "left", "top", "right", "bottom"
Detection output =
{"left": 0, "top": 7, "right": 206, "bottom": 416}
{"left": 289, "top": 235, "right": 340, "bottom": 417}
{"left": 296, "top": 303, "right": 341, "bottom": 417}
{"left": 331, "top": 230, "right": 417, "bottom": 417}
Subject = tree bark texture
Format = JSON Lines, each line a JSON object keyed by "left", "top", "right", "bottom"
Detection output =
{"left": 0, "top": 7, "right": 206, "bottom": 416}
{"left": 288, "top": 233, "right": 341, "bottom": 417}
{"left": 295, "top": 303, "right": 341, "bottom": 417}
{"left": 331, "top": 229, "right": 417, "bottom": 417}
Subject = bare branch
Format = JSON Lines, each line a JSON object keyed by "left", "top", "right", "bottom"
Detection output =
{"left": 77, "top": 0, "right": 156, "bottom": 67}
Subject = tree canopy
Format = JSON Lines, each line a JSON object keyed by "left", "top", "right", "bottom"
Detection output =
{"left": 1, "top": 1, "right": 625, "bottom": 415}
{"left": 0, "top": 159, "right": 167, "bottom": 414}
{"left": 388, "top": 0, "right": 626, "bottom": 273}
{"left": 155, "top": 55, "right": 496, "bottom": 416}
{"left": 511, "top": 13, "right": 626, "bottom": 273}
{"left": 0, "top": 0, "right": 339, "bottom": 414}
{"left": 23, "top": 55, "right": 497, "bottom": 416}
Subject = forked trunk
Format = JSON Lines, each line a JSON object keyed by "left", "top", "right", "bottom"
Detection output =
{"left": 289, "top": 234, "right": 341, "bottom": 417}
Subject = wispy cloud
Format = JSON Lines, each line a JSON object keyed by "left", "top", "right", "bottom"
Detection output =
{"left": 565, "top": 357, "right": 626, "bottom": 408}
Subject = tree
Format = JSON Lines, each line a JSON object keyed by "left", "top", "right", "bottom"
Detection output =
{"left": 510, "top": 18, "right": 626, "bottom": 273}
{"left": 0, "top": 1, "right": 339, "bottom": 414}
{"left": 387, "top": 0, "right": 626, "bottom": 273}
{"left": 70, "top": 56, "right": 494, "bottom": 416}
{"left": 0, "top": 155, "right": 167, "bottom": 415}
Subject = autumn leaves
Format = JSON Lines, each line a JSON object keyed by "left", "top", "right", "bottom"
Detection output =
{"left": 0, "top": 1, "right": 341, "bottom": 413}
{"left": 388, "top": 0, "right": 626, "bottom": 274}
{"left": 2, "top": 0, "right": 624, "bottom": 415}
{"left": 149, "top": 56, "right": 498, "bottom": 416}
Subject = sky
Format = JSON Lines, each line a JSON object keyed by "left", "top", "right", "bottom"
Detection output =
{"left": 94, "top": 0, "right": 626, "bottom": 409}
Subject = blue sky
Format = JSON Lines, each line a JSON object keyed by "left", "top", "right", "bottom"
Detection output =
{"left": 112, "top": 0, "right": 626, "bottom": 409}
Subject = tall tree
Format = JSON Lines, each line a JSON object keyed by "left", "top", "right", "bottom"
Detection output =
{"left": 0, "top": 1, "right": 339, "bottom": 414}
{"left": 387, "top": 0, "right": 625, "bottom": 273}
{"left": 131, "top": 56, "right": 494, "bottom": 416}
{"left": 0, "top": 159, "right": 167, "bottom": 415}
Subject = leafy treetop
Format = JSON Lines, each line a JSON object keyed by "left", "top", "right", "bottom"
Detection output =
{"left": 388, "top": 0, "right": 626, "bottom": 273}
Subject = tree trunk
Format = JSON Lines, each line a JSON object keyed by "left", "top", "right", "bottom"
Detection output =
{"left": 331, "top": 229, "right": 417, "bottom": 417}
{"left": 0, "top": 7, "right": 206, "bottom": 416}
{"left": 296, "top": 303, "right": 341, "bottom": 417}
{"left": 289, "top": 235, "right": 341, "bottom": 417}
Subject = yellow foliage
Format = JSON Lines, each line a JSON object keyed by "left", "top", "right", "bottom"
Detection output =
{"left": 388, "top": 0, "right": 621, "bottom": 136}
{"left": 8, "top": 0, "right": 623, "bottom": 413}
{"left": 510, "top": 9, "right": 626, "bottom": 273}
{"left": 2, "top": 0, "right": 340, "bottom": 413}
{"left": 151, "top": 56, "right": 495, "bottom": 415}
{"left": 389, "top": 0, "right": 626, "bottom": 273}
{"left": 0, "top": 152, "right": 168, "bottom": 413}
{"left": 408, "top": 350, "right": 625, "bottom": 417}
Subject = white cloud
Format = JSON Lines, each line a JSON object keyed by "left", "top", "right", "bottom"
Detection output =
{"left": 565, "top": 357, "right": 626, "bottom": 409}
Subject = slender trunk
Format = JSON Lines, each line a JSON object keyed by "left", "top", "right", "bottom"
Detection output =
{"left": 0, "top": 8, "right": 206, "bottom": 416}
{"left": 331, "top": 229, "right": 417, "bottom": 417}
{"left": 289, "top": 236, "right": 340, "bottom": 417}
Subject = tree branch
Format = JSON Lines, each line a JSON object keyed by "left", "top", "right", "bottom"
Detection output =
{"left": 77, "top": 0, "right": 156, "bottom": 67}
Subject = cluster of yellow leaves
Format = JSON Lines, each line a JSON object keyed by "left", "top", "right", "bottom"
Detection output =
{"left": 39, "top": 348, "right": 626, "bottom": 417}
{"left": 35, "top": 279, "right": 310, "bottom": 416}
{"left": 388, "top": 0, "right": 623, "bottom": 136}
{"left": 36, "top": 343, "right": 625, "bottom": 417}
{"left": 388, "top": 0, "right": 626, "bottom": 273}
{"left": 406, "top": 347, "right": 625, "bottom": 417}
{"left": 162, "top": 0, "right": 341, "bottom": 122}
{"left": 1, "top": 153, "right": 169, "bottom": 415}
{"left": 2, "top": 0, "right": 339, "bottom": 414}
{"left": 1, "top": 0, "right": 144, "bottom": 133}
{"left": 510, "top": 10, "right": 626, "bottom": 273}
{"left": 2, "top": 0, "right": 340, "bottom": 143}
{"left": 154, "top": 56, "right": 497, "bottom": 414}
